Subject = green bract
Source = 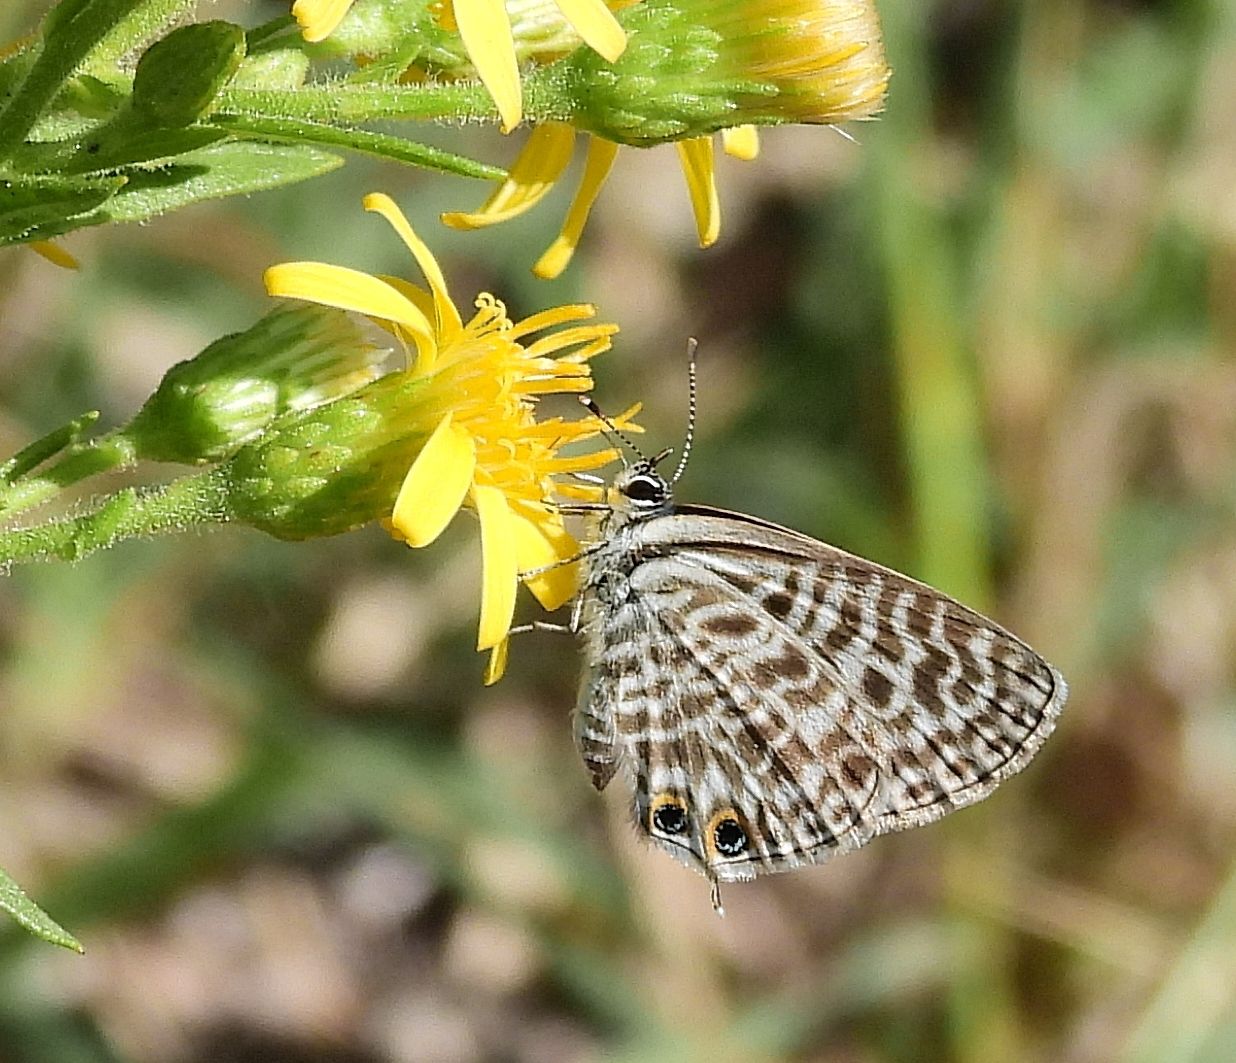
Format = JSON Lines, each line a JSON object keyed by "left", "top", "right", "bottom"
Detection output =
{"left": 128, "top": 306, "right": 388, "bottom": 465}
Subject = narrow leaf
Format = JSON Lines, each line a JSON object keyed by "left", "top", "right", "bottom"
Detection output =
{"left": 0, "top": 173, "right": 124, "bottom": 243}
{"left": 0, "top": 0, "right": 196, "bottom": 158}
{"left": 14, "top": 141, "right": 342, "bottom": 241}
{"left": 0, "top": 866, "right": 83, "bottom": 953}
{"left": 0, "top": 411, "right": 101, "bottom": 486}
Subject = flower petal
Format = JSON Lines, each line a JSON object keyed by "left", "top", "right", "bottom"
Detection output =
{"left": 363, "top": 193, "right": 463, "bottom": 340}
{"left": 483, "top": 639, "right": 510, "bottom": 685}
{"left": 391, "top": 415, "right": 477, "bottom": 547}
{"left": 533, "top": 136, "right": 619, "bottom": 280}
{"left": 721, "top": 125, "right": 760, "bottom": 161}
{"left": 551, "top": 0, "right": 627, "bottom": 62}
{"left": 472, "top": 483, "right": 519, "bottom": 650}
{"left": 376, "top": 275, "right": 436, "bottom": 323}
{"left": 441, "top": 123, "right": 577, "bottom": 230}
{"left": 265, "top": 261, "right": 426, "bottom": 333}
{"left": 675, "top": 137, "right": 720, "bottom": 248}
{"left": 510, "top": 503, "right": 579, "bottom": 610}
{"left": 28, "top": 240, "right": 78, "bottom": 269}
{"left": 452, "top": 0, "right": 522, "bottom": 133}
{"left": 292, "top": 0, "right": 354, "bottom": 43}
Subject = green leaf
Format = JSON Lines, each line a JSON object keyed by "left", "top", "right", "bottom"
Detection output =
{"left": 0, "top": 172, "right": 124, "bottom": 243}
{"left": 0, "top": 0, "right": 197, "bottom": 160}
{"left": 15, "top": 125, "right": 228, "bottom": 175}
{"left": 132, "top": 22, "right": 247, "bottom": 128}
{"left": 0, "top": 411, "right": 101, "bottom": 486}
{"left": 6, "top": 141, "right": 341, "bottom": 244}
{"left": 90, "top": 140, "right": 344, "bottom": 225}
{"left": 0, "top": 866, "right": 83, "bottom": 953}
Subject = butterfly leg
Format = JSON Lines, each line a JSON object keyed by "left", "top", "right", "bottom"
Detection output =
{"left": 709, "top": 876, "right": 726, "bottom": 918}
{"left": 506, "top": 621, "right": 572, "bottom": 637}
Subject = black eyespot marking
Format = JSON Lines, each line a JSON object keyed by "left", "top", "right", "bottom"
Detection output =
{"left": 624, "top": 474, "right": 665, "bottom": 504}
{"left": 652, "top": 804, "right": 687, "bottom": 835}
{"left": 714, "top": 818, "right": 747, "bottom": 856}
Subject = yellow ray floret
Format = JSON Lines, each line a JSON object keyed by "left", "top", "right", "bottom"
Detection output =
{"left": 444, "top": 124, "right": 739, "bottom": 278}
{"left": 293, "top": 0, "right": 631, "bottom": 131}
{"left": 264, "top": 193, "right": 631, "bottom": 672}
{"left": 27, "top": 240, "right": 80, "bottom": 269}
{"left": 291, "top": 0, "right": 354, "bottom": 43}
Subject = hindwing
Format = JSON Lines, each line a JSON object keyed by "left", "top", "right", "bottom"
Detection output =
{"left": 575, "top": 506, "right": 1067, "bottom": 882}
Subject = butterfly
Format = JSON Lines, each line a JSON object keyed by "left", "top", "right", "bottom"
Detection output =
{"left": 560, "top": 368, "right": 1067, "bottom": 913}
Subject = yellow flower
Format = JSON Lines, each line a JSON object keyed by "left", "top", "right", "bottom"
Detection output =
{"left": 441, "top": 122, "right": 759, "bottom": 278}
{"left": 292, "top": 0, "right": 630, "bottom": 132}
{"left": 265, "top": 192, "right": 632, "bottom": 674}
{"left": 441, "top": 0, "right": 887, "bottom": 275}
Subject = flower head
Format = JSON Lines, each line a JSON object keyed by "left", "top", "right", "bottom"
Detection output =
{"left": 258, "top": 193, "right": 629, "bottom": 672}
{"left": 292, "top": 0, "right": 631, "bottom": 132}
{"left": 442, "top": 0, "right": 887, "bottom": 275}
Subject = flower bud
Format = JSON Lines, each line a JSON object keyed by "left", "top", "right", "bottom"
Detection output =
{"left": 217, "top": 370, "right": 433, "bottom": 541}
{"left": 126, "top": 305, "right": 387, "bottom": 465}
{"left": 557, "top": 0, "right": 889, "bottom": 146}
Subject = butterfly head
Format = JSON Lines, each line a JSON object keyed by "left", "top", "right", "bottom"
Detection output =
{"left": 608, "top": 458, "right": 675, "bottom": 518}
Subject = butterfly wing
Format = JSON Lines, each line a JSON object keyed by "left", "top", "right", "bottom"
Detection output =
{"left": 577, "top": 506, "right": 1067, "bottom": 883}
{"left": 576, "top": 576, "right": 880, "bottom": 879}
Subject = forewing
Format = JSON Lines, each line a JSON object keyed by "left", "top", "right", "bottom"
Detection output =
{"left": 641, "top": 508, "right": 1068, "bottom": 846}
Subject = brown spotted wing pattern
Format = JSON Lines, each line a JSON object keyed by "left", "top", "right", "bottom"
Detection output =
{"left": 573, "top": 464, "right": 1068, "bottom": 888}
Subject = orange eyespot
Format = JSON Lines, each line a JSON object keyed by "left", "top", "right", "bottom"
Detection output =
{"left": 649, "top": 794, "right": 689, "bottom": 835}
{"left": 704, "top": 808, "right": 749, "bottom": 859}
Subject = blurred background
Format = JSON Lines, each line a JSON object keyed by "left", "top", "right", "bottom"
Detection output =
{"left": 2, "top": 0, "right": 1235, "bottom": 1060}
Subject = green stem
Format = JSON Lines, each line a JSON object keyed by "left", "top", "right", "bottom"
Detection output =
{"left": 244, "top": 15, "right": 297, "bottom": 50}
{"left": 0, "top": 433, "right": 138, "bottom": 520}
{"left": 217, "top": 80, "right": 501, "bottom": 126}
{"left": 869, "top": 7, "right": 1003, "bottom": 1063}
{"left": 0, "top": 467, "right": 229, "bottom": 566}
{"left": 868, "top": 11, "right": 991, "bottom": 607}
{"left": 210, "top": 113, "right": 506, "bottom": 182}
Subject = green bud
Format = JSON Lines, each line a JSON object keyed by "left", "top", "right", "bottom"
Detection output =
{"left": 126, "top": 305, "right": 388, "bottom": 465}
{"left": 553, "top": 0, "right": 889, "bottom": 146}
{"left": 230, "top": 48, "right": 311, "bottom": 91}
{"left": 132, "top": 21, "right": 247, "bottom": 127}
{"left": 219, "top": 371, "right": 431, "bottom": 541}
{"left": 303, "top": 0, "right": 444, "bottom": 61}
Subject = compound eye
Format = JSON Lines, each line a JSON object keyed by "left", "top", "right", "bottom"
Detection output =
{"left": 624, "top": 474, "right": 665, "bottom": 504}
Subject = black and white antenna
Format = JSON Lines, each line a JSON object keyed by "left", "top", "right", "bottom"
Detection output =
{"left": 579, "top": 395, "right": 645, "bottom": 467}
{"left": 668, "top": 338, "right": 698, "bottom": 485}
